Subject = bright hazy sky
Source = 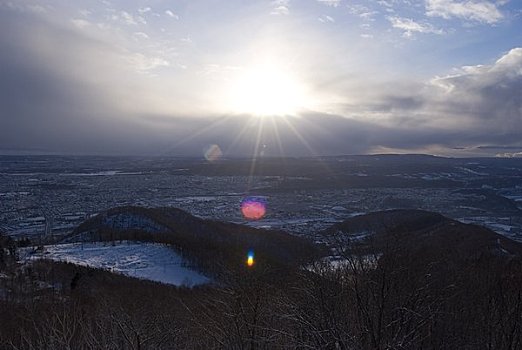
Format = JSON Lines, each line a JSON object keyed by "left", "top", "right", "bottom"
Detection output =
{"left": 1, "top": 0, "right": 521, "bottom": 157}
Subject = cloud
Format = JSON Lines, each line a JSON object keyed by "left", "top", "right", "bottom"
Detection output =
{"left": 138, "top": 7, "right": 151, "bottom": 14}
{"left": 133, "top": 32, "right": 150, "bottom": 40}
{"left": 128, "top": 53, "right": 169, "bottom": 72}
{"left": 358, "top": 47, "right": 522, "bottom": 150}
{"left": 271, "top": 1, "right": 290, "bottom": 15}
{"left": 318, "top": 15, "right": 335, "bottom": 23}
{"left": 429, "top": 48, "right": 522, "bottom": 132}
{"left": 151, "top": 45, "right": 522, "bottom": 156}
{"left": 271, "top": 6, "right": 289, "bottom": 15}
{"left": 165, "top": 10, "right": 179, "bottom": 19}
{"left": 377, "top": 0, "right": 394, "bottom": 7}
{"left": 347, "top": 4, "right": 379, "bottom": 21}
{"left": 71, "top": 18, "right": 91, "bottom": 29}
{"left": 111, "top": 11, "right": 146, "bottom": 25}
{"left": 132, "top": 112, "right": 458, "bottom": 157}
{"left": 317, "top": 0, "right": 342, "bottom": 7}
{"left": 0, "top": 7, "right": 183, "bottom": 155}
{"left": 0, "top": 2, "right": 520, "bottom": 157}
{"left": 322, "top": 47, "right": 522, "bottom": 156}
{"left": 388, "top": 16, "right": 444, "bottom": 36}
{"left": 426, "top": 0, "right": 504, "bottom": 24}
{"left": 2, "top": 2, "right": 48, "bottom": 14}
{"left": 0, "top": 8, "right": 466, "bottom": 158}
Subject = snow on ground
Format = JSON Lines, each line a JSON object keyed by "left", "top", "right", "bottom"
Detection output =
{"left": 25, "top": 242, "right": 210, "bottom": 287}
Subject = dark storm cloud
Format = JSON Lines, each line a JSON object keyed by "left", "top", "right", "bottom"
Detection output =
{"left": 0, "top": 9, "right": 127, "bottom": 153}
{"left": 138, "top": 112, "right": 482, "bottom": 157}
{"left": 339, "top": 48, "right": 522, "bottom": 152}
{"left": 0, "top": 6, "right": 184, "bottom": 155}
{"left": 428, "top": 48, "right": 522, "bottom": 131}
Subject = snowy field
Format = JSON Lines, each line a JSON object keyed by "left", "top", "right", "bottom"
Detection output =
{"left": 25, "top": 242, "right": 210, "bottom": 287}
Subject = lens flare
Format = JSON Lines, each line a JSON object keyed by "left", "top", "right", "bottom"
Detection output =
{"left": 240, "top": 196, "right": 267, "bottom": 220}
{"left": 247, "top": 250, "right": 255, "bottom": 267}
{"left": 204, "top": 144, "right": 223, "bottom": 162}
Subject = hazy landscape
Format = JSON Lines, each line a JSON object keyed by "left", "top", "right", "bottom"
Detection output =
{"left": 2, "top": 155, "right": 522, "bottom": 349}
{"left": 2, "top": 155, "right": 521, "bottom": 241}
{"left": 2, "top": 0, "right": 522, "bottom": 349}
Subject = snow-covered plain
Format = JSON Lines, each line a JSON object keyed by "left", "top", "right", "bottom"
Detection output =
{"left": 26, "top": 242, "right": 210, "bottom": 287}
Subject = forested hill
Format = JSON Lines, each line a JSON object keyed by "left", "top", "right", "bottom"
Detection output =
{"left": 64, "top": 205, "right": 322, "bottom": 277}
{"left": 320, "top": 209, "right": 522, "bottom": 262}
{"left": 2, "top": 208, "right": 522, "bottom": 348}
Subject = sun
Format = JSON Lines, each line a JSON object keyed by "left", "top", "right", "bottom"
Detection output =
{"left": 226, "top": 63, "right": 308, "bottom": 117}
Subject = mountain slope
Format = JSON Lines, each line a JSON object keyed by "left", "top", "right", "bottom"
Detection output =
{"left": 65, "top": 206, "right": 322, "bottom": 277}
{"left": 320, "top": 209, "right": 522, "bottom": 268}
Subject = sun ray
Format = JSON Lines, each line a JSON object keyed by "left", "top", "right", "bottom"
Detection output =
{"left": 161, "top": 115, "right": 235, "bottom": 155}
{"left": 224, "top": 116, "right": 257, "bottom": 155}
{"left": 280, "top": 116, "right": 335, "bottom": 176}
{"left": 280, "top": 116, "right": 318, "bottom": 156}
{"left": 247, "top": 117, "right": 265, "bottom": 189}
{"left": 269, "top": 116, "right": 286, "bottom": 158}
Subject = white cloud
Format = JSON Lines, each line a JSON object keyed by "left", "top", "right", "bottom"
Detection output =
{"left": 138, "top": 7, "right": 151, "bottom": 14}
{"left": 165, "top": 10, "right": 179, "bottom": 19}
{"left": 271, "top": 6, "right": 289, "bottom": 15}
{"left": 79, "top": 9, "right": 92, "bottom": 17}
{"left": 121, "top": 12, "right": 136, "bottom": 24}
{"left": 317, "top": 0, "right": 341, "bottom": 7}
{"left": 71, "top": 18, "right": 91, "bottom": 29}
{"left": 388, "top": 16, "right": 444, "bottom": 36}
{"left": 318, "top": 15, "right": 335, "bottom": 23}
{"left": 431, "top": 48, "right": 522, "bottom": 91}
{"left": 360, "top": 11, "right": 379, "bottom": 20}
{"left": 271, "top": 1, "right": 290, "bottom": 15}
{"left": 348, "top": 5, "right": 379, "bottom": 21}
{"left": 336, "top": 47, "right": 522, "bottom": 151}
{"left": 133, "top": 32, "right": 149, "bottom": 40}
{"left": 426, "top": 0, "right": 504, "bottom": 24}
{"left": 128, "top": 53, "right": 170, "bottom": 72}
{"left": 378, "top": 0, "right": 394, "bottom": 7}
{"left": 111, "top": 11, "right": 146, "bottom": 25}
{"left": 423, "top": 47, "right": 522, "bottom": 137}
{"left": 3, "top": 2, "right": 48, "bottom": 14}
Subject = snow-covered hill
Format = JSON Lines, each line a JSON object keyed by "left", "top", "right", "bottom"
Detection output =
{"left": 26, "top": 242, "right": 210, "bottom": 287}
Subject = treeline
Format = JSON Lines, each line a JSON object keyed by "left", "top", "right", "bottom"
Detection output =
{"left": 0, "top": 233, "right": 31, "bottom": 269}
{"left": 1, "top": 227, "right": 522, "bottom": 349}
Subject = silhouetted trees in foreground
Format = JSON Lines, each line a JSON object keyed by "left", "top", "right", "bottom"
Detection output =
{"left": 1, "top": 228, "right": 522, "bottom": 349}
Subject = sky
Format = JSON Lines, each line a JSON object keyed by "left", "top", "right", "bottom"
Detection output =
{"left": 0, "top": 0, "right": 521, "bottom": 157}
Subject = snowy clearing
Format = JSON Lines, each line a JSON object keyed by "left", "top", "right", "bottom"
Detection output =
{"left": 24, "top": 242, "right": 210, "bottom": 287}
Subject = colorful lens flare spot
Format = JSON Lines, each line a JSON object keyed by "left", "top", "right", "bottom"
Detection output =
{"left": 240, "top": 197, "right": 267, "bottom": 220}
{"left": 247, "top": 250, "right": 255, "bottom": 267}
{"left": 204, "top": 144, "right": 223, "bottom": 162}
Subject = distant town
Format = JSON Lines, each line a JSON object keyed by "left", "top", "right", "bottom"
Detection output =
{"left": 2, "top": 155, "right": 521, "bottom": 242}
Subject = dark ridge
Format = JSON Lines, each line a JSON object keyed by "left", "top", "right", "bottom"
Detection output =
{"left": 321, "top": 209, "right": 522, "bottom": 262}
{"left": 323, "top": 209, "right": 447, "bottom": 235}
{"left": 65, "top": 206, "right": 323, "bottom": 278}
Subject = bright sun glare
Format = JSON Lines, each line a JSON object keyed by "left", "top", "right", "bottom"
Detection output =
{"left": 227, "top": 64, "right": 308, "bottom": 117}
